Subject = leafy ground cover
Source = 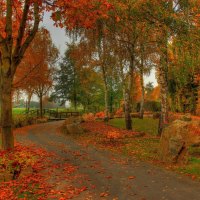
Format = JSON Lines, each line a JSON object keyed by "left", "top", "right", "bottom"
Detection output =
{"left": 0, "top": 126, "right": 88, "bottom": 199}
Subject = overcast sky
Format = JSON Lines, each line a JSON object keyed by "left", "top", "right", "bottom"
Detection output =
{"left": 42, "top": 13, "right": 158, "bottom": 86}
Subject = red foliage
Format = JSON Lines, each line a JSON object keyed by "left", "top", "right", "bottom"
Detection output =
{"left": 115, "top": 108, "right": 124, "bottom": 118}
{"left": 82, "top": 121, "right": 137, "bottom": 138}
{"left": 0, "top": 140, "right": 87, "bottom": 199}
{"left": 0, "top": 144, "right": 53, "bottom": 199}
{"left": 82, "top": 113, "right": 95, "bottom": 121}
{"left": 95, "top": 111, "right": 105, "bottom": 119}
{"left": 106, "top": 131, "right": 121, "bottom": 140}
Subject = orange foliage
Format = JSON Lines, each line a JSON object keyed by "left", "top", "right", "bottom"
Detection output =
{"left": 95, "top": 112, "right": 105, "bottom": 119}
{"left": 82, "top": 113, "right": 95, "bottom": 122}
{"left": 106, "top": 131, "right": 122, "bottom": 140}
{"left": 148, "top": 86, "right": 160, "bottom": 101}
{"left": 132, "top": 73, "right": 142, "bottom": 102}
{"left": 14, "top": 29, "right": 54, "bottom": 92}
{"left": 115, "top": 108, "right": 124, "bottom": 118}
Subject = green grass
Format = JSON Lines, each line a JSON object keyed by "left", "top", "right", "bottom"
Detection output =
{"left": 12, "top": 108, "right": 26, "bottom": 115}
{"left": 109, "top": 118, "right": 159, "bottom": 136}
{"left": 178, "top": 157, "right": 200, "bottom": 177}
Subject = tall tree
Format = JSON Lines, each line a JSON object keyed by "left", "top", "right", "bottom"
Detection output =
{"left": 52, "top": 46, "right": 81, "bottom": 110}
{"left": 0, "top": 0, "right": 112, "bottom": 149}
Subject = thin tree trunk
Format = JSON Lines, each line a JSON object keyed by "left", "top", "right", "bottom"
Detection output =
{"left": 124, "top": 56, "right": 134, "bottom": 130}
{"left": 39, "top": 95, "right": 43, "bottom": 118}
{"left": 102, "top": 66, "right": 109, "bottom": 120}
{"left": 27, "top": 92, "right": 32, "bottom": 112}
{"left": 124, "top": 89, "right": 132, "bottom": 130}
{"left": 139, "top": 68, "right": 145, "bottom": 119}
{"left": 104, "top": 83, "right": 109, "bottom": 120}
{"left": 110, "top": 90, "right": 113, "bottom": 114}
{"left": 158, "top": 64, "right": 169, "bottom": 136}
{"left": 119, "top": 58, "right": 132, "bottom": 130}
{"left": 157, "top": 29, "right": 169, "bottom": 136}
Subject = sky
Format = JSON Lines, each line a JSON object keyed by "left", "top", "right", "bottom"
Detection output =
{"left": 42, "top": 13, "right": 158, "bottom": 86}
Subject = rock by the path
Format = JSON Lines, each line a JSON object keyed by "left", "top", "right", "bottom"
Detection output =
{"left": 62, "top": 117, "right": 84, "bottom": 135}
{"left": 159, "top": 119, "right": 200, "bottom": 164}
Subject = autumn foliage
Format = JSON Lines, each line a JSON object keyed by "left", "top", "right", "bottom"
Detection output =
{"left": 95, "top": 111, "right": 106, "bottom": 119}
{"left": 82, "top": 113, "right": 95, "bottom": 122}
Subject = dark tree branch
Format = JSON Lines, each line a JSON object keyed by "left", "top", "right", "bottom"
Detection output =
{"left": 12, "top": 2, "right": 40, "bottom": 77}
{"left": 13, "top": 0, "right": 30, "bottom": 58}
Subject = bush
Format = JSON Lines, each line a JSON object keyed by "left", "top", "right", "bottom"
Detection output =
{"left": 82, "top": 113, "right": 95, "bottom": 122}
{"left": 144, "top": 101, "right": 161, "bottom": 112}
{"left": 115, "top": 108, "right": 124, "bottom": 118}
{"left": 95, "top": 111, "right": 105, "bottom": 119}
{"left": 13, "top": 115, "right": 36, "bottom": 128}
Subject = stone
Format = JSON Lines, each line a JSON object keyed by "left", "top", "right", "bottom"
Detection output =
{"left": 63, "top": 117, "right": 84, "bottom": 135}
{"left": 64, "top": 116, "right": 83, "bottom": 125}
{"left": 159, "top": 119, "right": 200, "bottom": 164}
{"left": 65, "top": 123, "right": 84, "bottom": 135}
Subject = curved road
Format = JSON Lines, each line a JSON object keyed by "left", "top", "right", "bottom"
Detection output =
{"left": 16, "top": 121, "right": 200, "bottom": 200}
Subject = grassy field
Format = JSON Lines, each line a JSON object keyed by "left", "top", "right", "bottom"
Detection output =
{"left": 108, "top": 118, "right": 159, "bottom": 136}
{"left": 12, "top": 108, "right": 27, "bottom": 115}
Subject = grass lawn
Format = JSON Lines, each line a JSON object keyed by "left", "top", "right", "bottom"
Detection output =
{"left": 108, "top": 118, "right": 159, "bottom": 136}
{"left": 12, "top": 108, "right": 27, "bottom": 115}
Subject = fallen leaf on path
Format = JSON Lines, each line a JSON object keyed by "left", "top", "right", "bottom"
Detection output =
{"left": 100, "top": 192, "right": 109, "bottom": 197}
{"left": 128, "top": 176, "right": 136, "bottom": 179}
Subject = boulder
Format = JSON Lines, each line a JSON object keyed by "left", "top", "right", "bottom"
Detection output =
{"left": 63, "top": 117, "right": 84, "bottom": 135}
{"left": 159, "top": 119, "right": 200, "bottom": 164}
{"left": 64, "top": 116, "right": 83, "bottom": 125}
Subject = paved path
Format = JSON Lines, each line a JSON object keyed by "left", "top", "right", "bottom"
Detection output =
{"left": 16, "top": 121, "right": 200, "bottom": 200}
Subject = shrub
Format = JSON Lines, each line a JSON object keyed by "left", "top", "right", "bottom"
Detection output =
{"left": 95, "top": 111, "right": 105, "bottom": 119}
{"left": 144, "top": 101, "right": 161, "bottom": 112}
{"left": 115, "top": 108, "right": 124, "bottom": 118}
{"left": 82, "top": 113, "right": 95, "bottom": 122}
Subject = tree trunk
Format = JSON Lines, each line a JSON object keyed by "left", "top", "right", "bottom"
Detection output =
{"left": 124, "top": 57, "right": 134, "bottom": 130}
{"left": 101, "top": 66, "right": 109, "bottom": 120}
{"left": 39, "top": 95, "right": 43, "bottom": 118}
{"left": 0, "top": 76, "right": 14, "bottom": 150}
{"left": 139, "top": 69, "right": 145, "bottom": 119}
{"left": 110, "top": 90, "right": 113, "bottom": 114}
{"left": 27, "top": 92, "right": 32, "bottom": 112}
{"left": 103, "top": 83, "right": 109, "bottom": 121}
{"left": 157, "top": 29, "right": 169, "bottom": 136}
{"left": 158, "top": 65, "right": 169, "bottom": 136}
{"left": 124, "top": 89, "right": 132, "bottom": 130}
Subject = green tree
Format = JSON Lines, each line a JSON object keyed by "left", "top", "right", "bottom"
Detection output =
{"left": 51, "top": 47, "right": 80, "bottom": 110}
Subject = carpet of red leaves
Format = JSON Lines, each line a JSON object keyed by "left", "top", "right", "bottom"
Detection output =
{"left": 0, "top": 141, "right": 87, "bottom": 199}
{"left": 82, "top": 121, "right": 138, "bottom": 138}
